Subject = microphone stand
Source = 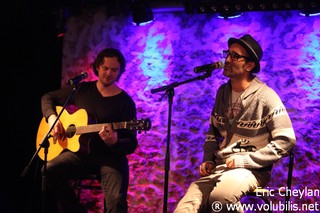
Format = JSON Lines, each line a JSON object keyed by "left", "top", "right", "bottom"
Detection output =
{"left": 21, "top": 83, "right": 78, "bottom": 213}
{"left": 151, "top": 70, "right": 214, "bottom": 213}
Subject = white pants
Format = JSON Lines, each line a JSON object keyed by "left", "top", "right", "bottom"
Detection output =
{"left": 173, "top": 164, "right": 270, "bottom": 213}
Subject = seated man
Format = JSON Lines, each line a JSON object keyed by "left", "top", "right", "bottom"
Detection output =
{"left": 173, "top": 34, "right": 296, "bottom": 213}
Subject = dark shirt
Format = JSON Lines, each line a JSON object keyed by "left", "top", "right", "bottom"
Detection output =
{"left": 41, "top": 81, "right": 138, "bottom": 159}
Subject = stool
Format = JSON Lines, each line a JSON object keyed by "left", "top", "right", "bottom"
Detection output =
{"left": 243, "top": 150, "right": 294, "bottom": 213}
{"left": 72, "top": 174, "right": 107, "bottom": 213}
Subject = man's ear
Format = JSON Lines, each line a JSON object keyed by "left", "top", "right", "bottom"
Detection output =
{"left": 246, "top": 61, "right": 255, "bottom": 72}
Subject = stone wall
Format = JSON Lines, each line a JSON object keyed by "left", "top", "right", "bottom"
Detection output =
{"left": 61, "top": 9, "right": 320, "bottom": 213}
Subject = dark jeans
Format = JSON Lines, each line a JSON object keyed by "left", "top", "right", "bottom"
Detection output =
{"left": 43, "top": 150, "right": 129, "bottom": 213}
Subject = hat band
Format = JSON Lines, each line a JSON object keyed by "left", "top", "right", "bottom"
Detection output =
{"left": 239, "top": 39, "right": 258, "bottom": 61}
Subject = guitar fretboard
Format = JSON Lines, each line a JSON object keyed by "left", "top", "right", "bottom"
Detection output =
{"left": 76, "top": 122, "right": 127, "bottom": 135}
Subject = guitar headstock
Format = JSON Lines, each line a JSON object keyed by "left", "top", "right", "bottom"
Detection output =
{"left": 127, "top": 118, "right": 151, "bottom": 132}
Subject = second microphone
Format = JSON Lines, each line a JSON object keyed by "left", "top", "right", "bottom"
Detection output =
{"left": 194, "top": 60, "right": 224, "bottom": 73}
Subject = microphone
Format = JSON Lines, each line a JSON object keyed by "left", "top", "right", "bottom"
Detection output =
{"left": 67, "top": 72, "right": 88, "bottom": 85}
{"left": 193, "top": 60, "right": 224, "bottom": 73}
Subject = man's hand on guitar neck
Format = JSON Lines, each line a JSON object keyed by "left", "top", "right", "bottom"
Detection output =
{"left": 99, "top": 124, "right": 118, "bottom": 146}
{"left": 48, "top": 114, "right": 66, "bottom": 142}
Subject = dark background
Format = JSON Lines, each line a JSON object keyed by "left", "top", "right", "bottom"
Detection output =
{"left": 4, "top": 1, "right": 61, "bottom": 212}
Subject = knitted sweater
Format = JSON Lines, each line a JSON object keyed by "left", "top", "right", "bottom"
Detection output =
{"left": 203, "top": 76, "right": 296, "bottom": 169}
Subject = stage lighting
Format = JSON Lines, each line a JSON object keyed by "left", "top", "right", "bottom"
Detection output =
{"left": 217, "top": 4, "right": 242, "bottom": 19}
{"left": 300, "top": 8, "right": 320, "bottom": 16}
{"left": 218, "top": 12, "right": 242, "bottom": 19}
{"left": 131, "top": 0, "right": 154, "bottom": 26}
{"left": 195, "top": 0, "right": 320, "bottom": 16}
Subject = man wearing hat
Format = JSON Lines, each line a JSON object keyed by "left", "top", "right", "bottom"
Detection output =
{"left": 173, "top": 34, "right": 296, "bottom": 212}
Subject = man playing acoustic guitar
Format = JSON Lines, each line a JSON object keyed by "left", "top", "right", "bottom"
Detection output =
{"left": 40, "top": 48, "right": 143, "bottom": 213}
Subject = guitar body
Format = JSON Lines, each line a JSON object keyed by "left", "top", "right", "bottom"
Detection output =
{"left": 36, "top": 106, "right": 89, "bottom": 161}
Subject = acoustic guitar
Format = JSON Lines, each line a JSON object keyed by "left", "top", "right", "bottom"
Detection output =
{"left": 36, "top": 106, "right": 151, "bottom": 161}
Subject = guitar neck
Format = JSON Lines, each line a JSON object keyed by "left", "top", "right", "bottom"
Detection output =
{"left": 76, "top": 122, "right": 127, "bottom": 135}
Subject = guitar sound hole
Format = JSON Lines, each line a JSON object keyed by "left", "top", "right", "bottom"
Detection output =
{"left": 66, "top": 124, "right": 76, "bottom": 138}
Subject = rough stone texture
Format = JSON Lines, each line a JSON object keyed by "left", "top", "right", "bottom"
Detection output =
{"left": 61, "top": 9, "right": 319, "bottom": 213}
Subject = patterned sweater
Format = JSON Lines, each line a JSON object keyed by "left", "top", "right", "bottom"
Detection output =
{"left": 203, "top": 76, "right": 296, "bottom": 170}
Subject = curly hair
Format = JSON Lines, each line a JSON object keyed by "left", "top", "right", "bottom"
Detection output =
{"left": 91, "top": 48, "right": 126, "bottom": 81}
